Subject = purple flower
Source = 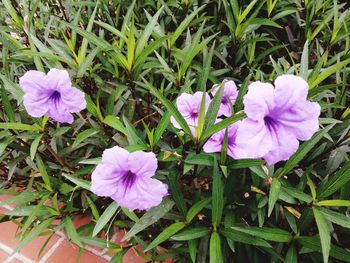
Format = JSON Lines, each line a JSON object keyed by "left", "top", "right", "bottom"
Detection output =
{"left": 211, "top": 80, "right": 238, "bottom": 117}
{"left": 171, "top": 92, "right": 211, "bottom": 134}
{"left": 235, "top": 75, "right": 321, "bottom": 165}
{"left": 91, "top": 146, "right": 168, "bottom": 211}
{"left": 19, "top": 69, "right": 86, "bottom": 124}
{"left": 203, "top": 121, "right": 240, "bottom": 159}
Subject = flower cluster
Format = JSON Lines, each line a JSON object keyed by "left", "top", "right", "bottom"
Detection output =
{"left": 19, "top": 69, "right": 320, "bottom": 211}
{"left": 19, "top": 69, "right": 86, "bottom": 124}
{"left": 172, "top": 75, "right": 321, "bottom": 165}
{"left": 19, "top": 68, "right": 168, "bottom": 211}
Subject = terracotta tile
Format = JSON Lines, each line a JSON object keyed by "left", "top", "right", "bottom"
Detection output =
{"left": 123, "top": 246, "right": 148, "bottom": 263}
{"left": 0, "top": 194, "right": 16, "bottom": 209}
{"left": 0, "top": 248, "right": 10, "bottom": 261}
{"left": 0, "top": 194, "right": 14, "bottom": 202}
{"left": 73, "top": 215, "right": 91, "bottom": 228}
{"left": 8, "top": 258, "right": 23, "bottom": 263}
{"left": 0, "top": 206, "right": 10, "bottom": 214}
{"left": 47, "top": 240, "right": 107, "bottom": 263}
{"left": 0, "top": 220, "right": 60, "bottom": 260}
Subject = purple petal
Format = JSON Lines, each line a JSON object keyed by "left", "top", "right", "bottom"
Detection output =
{"left": 59, "top": 86, "right": 86, "bottom": 113}
{"left": 235, "top": 118, "right": 273, "bottom": 159}
{"left": 22, "top": 93, "right": 50, "bottom": 117}
{"left": 102, "top": 146, "right": 129, "bottom": 169}
{"left": 111, "top": 177, "right": 168, "bottom": 211}
{"left": 243, "top": 81, "right": 275, "bottom": 120}
{"left": 128, "top": 151, "right": 157, "bottom": 178}
{"left": 91, "top": 164, "right": 120, "bottom": 197}
{"left": 212, "top": 80, "right": 238, "bottom": 117}
{"left": 19, "top": 70, "right": 48, "bottom": 93}
{"left": 47, "top": 106, "right": 74, "bottom": 124}
{"left": 46, "top": 68, "right": 72, "bottom": 90}
{"left": 171, "top": 92, "right": 211, "bottom": 130}
{"left": 274, "top": 75, "right": 309, "bottom": 111}
{"left": 203, "top": 123, "right": 239, "bottom": 159}
{"left": 203, "top": 132, "right": 223, "bottom": 154}
{"left": 276, "top": 100, "right": 320, "bottom": 141}
{"left": 262, "top": 125, "right": 300, "bottom": 165}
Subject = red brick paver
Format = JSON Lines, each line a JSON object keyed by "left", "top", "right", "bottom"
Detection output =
{"left": 0, "top": 194, "right": 173, "bottom": 263}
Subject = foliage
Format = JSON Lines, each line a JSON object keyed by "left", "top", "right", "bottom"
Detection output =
{"left": 1, "top": 0, "right": 350, "bottom": 262}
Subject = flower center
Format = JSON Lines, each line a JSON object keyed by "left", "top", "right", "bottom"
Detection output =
{"left": 50, "top": 90, "right": 61, "bottom": 105}
{"left": 221, "top": 96, "right": 228, "bottom": 104}
{"left": 122, "top": 170, "right": 136, "bottom": 190}
{"left": 264, "top": 115, "right": 277, "bottom": 131}
{"left": 190, "top": 110, "right": 199, "bottom": 119}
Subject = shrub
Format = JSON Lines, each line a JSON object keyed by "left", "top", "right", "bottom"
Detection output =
{"left": 1, "top": 1, "right": 350, "bottom": 262}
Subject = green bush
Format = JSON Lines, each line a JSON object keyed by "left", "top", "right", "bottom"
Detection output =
{"left": 1, "top": 0, "right": 350, "bottom": 262}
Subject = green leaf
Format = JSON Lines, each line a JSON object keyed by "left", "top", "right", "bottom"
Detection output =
{"left": 212, "top": 156, "right": 223, "bottom": 227}
{"left": 103, "top": 115, "right": 128, "bottom": 135}
{"left": 186, "top": 197, "right": 211, "bottom": 223}
{"left": 197, "top": 41, "right": 215, "bottom": 92}
{"left": 279, "top": 124, "right": 335, "bottom": 177}
{"left": 0, "top": 192, "right": 38, "bottom": 206}
{"left": 309, "top": 59, "right": 350, "bottom": 89}
{"left": 300, "top": 41, "right": 309, "bottom": 80}
{"left": 185, "top": 153, "right": 213, "bottom": 166}
{"left": 1, "top": 87, "right": 15, "bottom": 122}
{"left": 209, "top": 232, "right": 222, "bottom": 263}
{"left": 268, "top": 178, "right": 281, "bottom": 217}
{"left": 135, "top": 7, "right": 164, "bottom": 58}
{"left": 171, "top": 227, "right": 210, "bottom": 241}
{"left": 231, "top": 226, "right": 292, "bottom": 242}
{"left": 62, "top": 173, "right": 91, "bottom": 190}
{"left": 14, "top": 218, "right": 54, "bottom": 254}
{"left": 134, "top": 36, "right": 168, "bottom": 68}
{"left": 168, "top": 172, "right": 187, "bottom": 217}
{"left": 77, "top": 47, "right": 100, "bottom": 78}
{"left": 153, "top": 111, "right": 170, "bottom": 146}
{"left": 298, "top": 236, "right": 350, "bottom": 262}
{"left": 200, "top": 111, "right": 245, "bottom": 143}
{"left": 228, "top": 159, "right": 264, "bottom": 169}
{"left": 285, "top": 245, "right": 298, "bottom": 263}
{"left": 122, "top": 199, "right": 174, "bottom": 241}
{"left": 121, "top": 208, "right": 139, "bottom": 223}
{"left": 203, "top": 81, "right": 224, "bottom": 133}
{"left": 36, "top": 154, "right": 53, "bottom": 192}
{"left": 2, "top": 0, "right": 22, "bottom": 27}
{"left": 0, "top": 122, "right": 42, "bottom": 131}
{"left": 282, "top": 185, "right": 313, "bottom": 203}
{"left": 19, "top": 195, "right": 48, "bottom": 239}
{"left": 316, "top": 200, "right": 350, "bottom": 207}
{"left": 145, "top": 222, "right": 186, "bottom": 251}
{"left": 139, "top": 78, "right": 192, "bottom": 136}
{"left": 65, "top": 217, "right": 84, "bottom": 247}
{"left": 313, "top": 207, "right": 330, "bottom": 263}
{"left": 30, "top": 135, "right": 42, "bottom": 160}
{"left": 0, "top": 136, "right": 14, "bottom": 157}
{"left": 123, "top": 116, "right": 145, "bottom": 146}
{"left": 220, "top": 228, "right": 271, "bottom": 248}
{"left": 317, "top": 161, "right": 350, "bottom": 199}
{"left": 72, "top": 128, "right": 100, "bottom": 148}
{"left": 93, "top": 202, "right": 119, "bottom": 237}
{"left": 234, "top": 74, "right": 251, "bottom": 112}
{"left": 169, "top": 5, "right": 206, "bottom": 47}
{"left": 318, "top": 207, "right": 350, "bottom": 229}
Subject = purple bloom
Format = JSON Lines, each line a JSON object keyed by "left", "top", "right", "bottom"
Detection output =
{"left": 19, "top": 69, "right": 86, "bottom": 124}
{"left": 203, "top": 121, "right": 240, "bottom": 159}
{"left": 91, "top": 146, "right": 168, "bottom": 211}
{"left": 235, "top": 75, "right": 321, "bottom": 165}
{"left": 211, "top": 80, "right": 238, "bottom": 117}
{"left": 171, "top": 92, "right": 211, "bottom": 135}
